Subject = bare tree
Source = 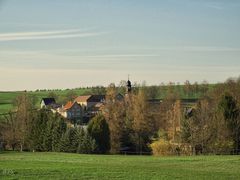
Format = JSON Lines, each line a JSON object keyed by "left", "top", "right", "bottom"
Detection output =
{"left": 104, "top": 83, "right": 125, "bottom": 153}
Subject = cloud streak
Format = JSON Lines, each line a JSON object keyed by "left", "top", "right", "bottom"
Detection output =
{"left": 140, "top": 46, "right": 240, "bottom": 52}
{"left": 0, "top": 29, "right": 106, "bottom": 42}
{"left": 77, "top": 54, "right": 159, "bottom": 58}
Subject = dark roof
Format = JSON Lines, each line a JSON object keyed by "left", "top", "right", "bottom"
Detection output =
{"left": 87, "top": 95, "right": 105, "bottom": 102}
{"left": 41, "top": 98, "right": 56, "bottom": 105}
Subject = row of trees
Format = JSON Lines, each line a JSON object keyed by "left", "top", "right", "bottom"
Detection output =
{"left": 151, "top": 79, "right": 240, "bottom": 155}
{"left": 180, "top": 80, "right": 240, "bottom": 155}
{"left": 0, "top": 85, "right": 157, "bottom": 154}
{"left": 0, "top": 94, "right": 96, "bottom": 153}
{"left": 1, "top": 77, "right": 240, "bottom": 155}
{"left": 101, "top": 79, "right": 240, "bottom": 155}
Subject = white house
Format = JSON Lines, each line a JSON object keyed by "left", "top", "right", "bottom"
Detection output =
{"left": 40, "top": 98, "right": 56, "bottom": 109}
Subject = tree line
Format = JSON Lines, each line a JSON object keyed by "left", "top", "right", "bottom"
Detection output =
{"left": 1, "top": 77, "right": 240, "bottom": 155}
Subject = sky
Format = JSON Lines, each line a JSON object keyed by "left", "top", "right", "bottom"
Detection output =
{"left": 0, "top": 0, "right": 240, "bottom": 91}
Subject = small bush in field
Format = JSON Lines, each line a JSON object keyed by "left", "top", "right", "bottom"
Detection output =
{"left": 150, "top": 139, "right": 192, "bottom": 156}
{"left": 150, "top": 139, "right": 174, "bottom": 156}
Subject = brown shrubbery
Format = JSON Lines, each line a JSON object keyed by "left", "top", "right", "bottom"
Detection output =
{"left": 150, "top": 139, "right": 192, "bottom": 156}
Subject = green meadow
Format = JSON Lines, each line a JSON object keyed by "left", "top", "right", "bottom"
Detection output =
{"left": 0, "top": 152, "right": 240, "bottom": 179}
{"left": 0, "top": 89, "right": 90, "bottom": 114}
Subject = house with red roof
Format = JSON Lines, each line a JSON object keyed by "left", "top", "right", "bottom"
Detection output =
{"left": 58, "top": 101, "right": 82, "bottom": 122}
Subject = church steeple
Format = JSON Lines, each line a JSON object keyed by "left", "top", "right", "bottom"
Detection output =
{"left": 126, "top": 75, "right": 132, "bottom": 93}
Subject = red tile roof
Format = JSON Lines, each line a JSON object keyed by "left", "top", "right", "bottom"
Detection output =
{"left": 74, "top": 95, "right": 91, "bottom": 103}
{"left": 64, "top": 101, "right": 73, "bottom": 110}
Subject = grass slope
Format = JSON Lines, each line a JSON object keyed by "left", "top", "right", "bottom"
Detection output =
{"left": 0, "top": 89, "right": 90, "bottom": 114}
{"left": 0, "top": 152, "right": 240, "bottom": 179}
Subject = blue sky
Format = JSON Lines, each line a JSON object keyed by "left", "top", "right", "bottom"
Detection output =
{"left": 0, "top": 0, "right": 240, "bottom": 90}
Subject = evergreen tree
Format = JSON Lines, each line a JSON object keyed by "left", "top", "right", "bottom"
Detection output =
{"left": 52, "top": 116, "right": 67, "bottom": 152}
{"left": 219, "top": 94, "right": 240, "bottom": 152}
{"left": 88, "top": 114, "right": 110, "bottom": 153}
{"left": 68, "top": 127, "right": 80, "bottom": 153}
{"left": 78, "top": 130, "right": 96, "bottom": 154}
{"left": 43, "top": 119, "right": 54, "bottom": 152}
{"left": 30, "top": 109, "right": 50, "bottom": 151}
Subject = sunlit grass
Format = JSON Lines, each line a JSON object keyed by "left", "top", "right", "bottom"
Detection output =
{"left": 0, "top": 152, "right": 240, "bottom": 179}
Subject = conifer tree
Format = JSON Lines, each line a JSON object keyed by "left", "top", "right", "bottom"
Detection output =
{"left": 88, "top": 114, "right": 110, "bottom": 153}
{"left": 59, "top": 129, "right": 71, "bottom": 152}
{"left": 52, "top": 116, "right": 67, "bottom": 152}
{"left": 77, "top": 129, "right": 96, "bottom": 154}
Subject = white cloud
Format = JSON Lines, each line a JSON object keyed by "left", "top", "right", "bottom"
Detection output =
{"left": 0, "top": 29, "right": 106, "bottom": 42}
{"left": 141, "top": 46, "right": 240, "bottom": 52}
{"left": 80, "top": 54, "right": 159, "bottom": 58}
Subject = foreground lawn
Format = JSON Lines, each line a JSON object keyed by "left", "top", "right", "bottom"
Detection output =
{"left": 0, "top": 152, "right": 240, "bottom": 179}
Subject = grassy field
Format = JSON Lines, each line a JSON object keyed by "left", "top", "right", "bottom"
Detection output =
{"left": 0, "top": 89, "right": 90, "bottom": 114}
{"left": 0, "top": 152, "right": 240, "bottom": 179}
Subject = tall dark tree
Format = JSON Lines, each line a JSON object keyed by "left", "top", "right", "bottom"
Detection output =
{"left": 77, "top": 130, "right": 96, "bottom": 154}
{"left": 52, "top": 115, "right": 67, "bottom": 152}
{"left": 88, "top": 114, "right": 110, "bottom": 153}
{"left": 30, "top": 109, "right": 50, "bottom": 151}
{"left": 219, "top": 94, "right": 240, "bottom": 152}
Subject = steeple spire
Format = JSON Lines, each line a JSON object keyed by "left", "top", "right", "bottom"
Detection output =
{"left": 126, "top": 75, "right": 132, "bottom": 93}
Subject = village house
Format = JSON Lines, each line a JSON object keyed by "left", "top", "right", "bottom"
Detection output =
{"left": 40, "top": 98, "right": 56, "bottom": 109}
{"left": 57, "top": 101, "right": 82, "bottom": 123}
{"left": 74, "top": 95, "right": 105, "bottom": 110}
{"left": 73, "top": 95, "right": 105, "bottom": 122}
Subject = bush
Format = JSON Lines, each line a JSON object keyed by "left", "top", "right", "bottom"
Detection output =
{"left": 150, "top": 139, "right": 192, "bottom": 156}
{"left": 211, "top": 140, "right": 234, "bottom": 154}
{"left": 150, "top": 139, "right": 174, "bottom": 156}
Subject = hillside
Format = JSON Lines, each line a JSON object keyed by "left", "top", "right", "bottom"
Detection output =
{"left": 0, "top": 88, "right": 91, "bottom": 114}
{"left": 0, "top": 84, "right": 215, "bottom": 114}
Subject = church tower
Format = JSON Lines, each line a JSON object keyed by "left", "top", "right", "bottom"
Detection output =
{"left": 126, "top": 75, "right": 132, "bottom": 93}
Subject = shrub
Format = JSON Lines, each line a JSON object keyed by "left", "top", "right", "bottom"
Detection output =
{"left": 150, "top": 139, "right": 174, "bottom": 156}
{"left": 150, "top": 139, "right": 192, "bottom": 156}
{"left": 211, "top": 140, "right": 234, "bottom": 154}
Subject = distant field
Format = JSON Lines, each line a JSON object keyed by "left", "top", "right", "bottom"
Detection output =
{"left": 0, "top": 84, "right": 215, "bottom": 114}
{"left": 0, "top": 89, "right": 91, "bottom": 114}
{"left": 0, "top": 104, "right": 13, "bottom": 114}
{"left": 0, "top": 152, "right": 240, "bottom": 179}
